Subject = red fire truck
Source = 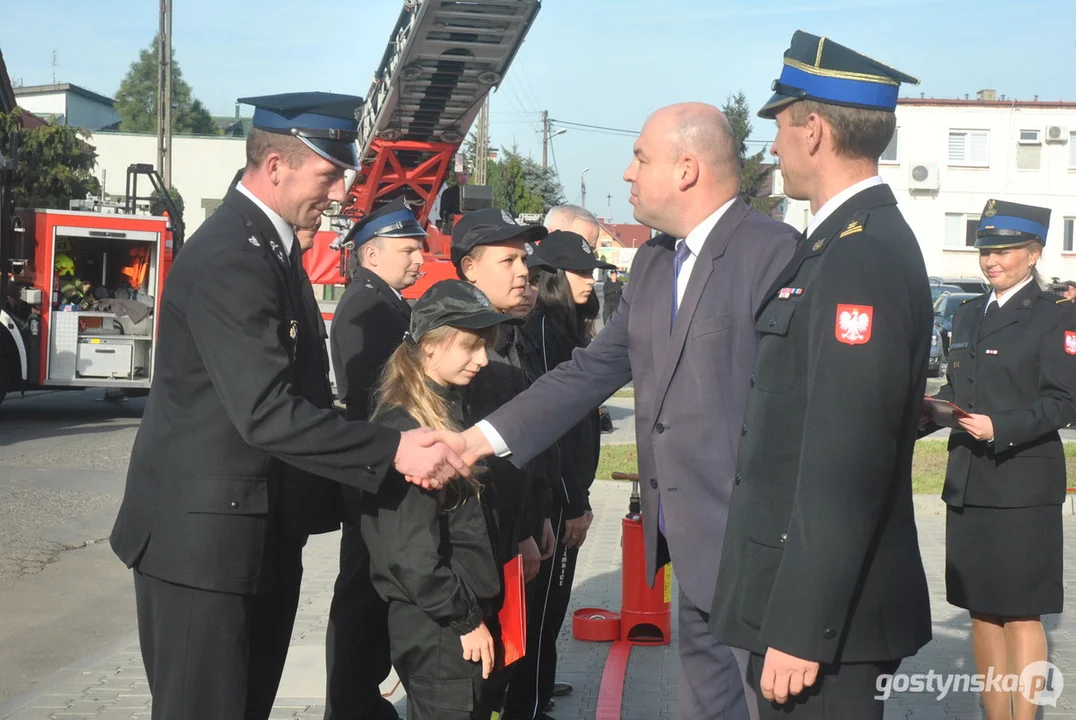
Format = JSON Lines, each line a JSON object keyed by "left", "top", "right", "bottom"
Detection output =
{"left": 0, "top": 165, "right": 182, "bottom": 406}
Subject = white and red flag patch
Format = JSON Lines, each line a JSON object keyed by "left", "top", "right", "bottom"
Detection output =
{"left": 836, "top": 304, "right": 873, "bottom": 345}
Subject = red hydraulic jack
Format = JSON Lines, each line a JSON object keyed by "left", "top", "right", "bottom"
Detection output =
{"left": 572, "top": 472, "right": 672, "bottom": 719}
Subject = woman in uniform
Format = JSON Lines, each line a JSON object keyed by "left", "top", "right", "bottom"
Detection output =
{"left": 925, "top": 199, "right": 1076, "bottom": 720}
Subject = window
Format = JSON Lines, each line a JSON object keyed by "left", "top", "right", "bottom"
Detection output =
{"left": 1070, "top": 133, "right": 1076, "bottom": 168}
{"left": 1017, "top": 144, "right": 1042, "bottom": 170}
{"left": 1018, "top": 129, "right": 1041, "bottom": 144}
{"left": 880, "top": 128, "right": 899, "bottom": 163}
{"left": 945, "top": 212, "right": 980, "bottom": 249}
{"left": 1066, "top": 218, "right": 1076, "bottom": 253}
{"left": 948, "top": 130, "right": 990, "bottom": 167}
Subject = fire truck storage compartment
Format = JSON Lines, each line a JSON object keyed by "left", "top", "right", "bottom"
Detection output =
{"left": 48, "top": 227, "right": 158, "bottom": 383}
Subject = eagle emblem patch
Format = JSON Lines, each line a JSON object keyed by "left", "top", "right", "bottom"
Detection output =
{"left": 836, "top": 304, "right": 873, "bottom": 345}
{"left": 1065, "top": 331, "right": 1076, "bottom": 356}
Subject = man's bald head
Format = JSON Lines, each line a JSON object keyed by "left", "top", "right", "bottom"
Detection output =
{"left": 654, "top": 103, "right": 740, "bottom": 183}
{"left": 624, "top": 102, "right": 743, "bottom": 238}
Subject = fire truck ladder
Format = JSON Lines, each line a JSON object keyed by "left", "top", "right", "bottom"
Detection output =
{"left": 337, "top": 0, "right": 540, "bottom": 241}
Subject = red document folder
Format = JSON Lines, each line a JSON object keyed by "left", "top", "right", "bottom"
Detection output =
{"left": 923, "top": 396, "right": 971, "bottom": 429}
{"left": 498, "top": 554, "right": 527, "bottom": 667}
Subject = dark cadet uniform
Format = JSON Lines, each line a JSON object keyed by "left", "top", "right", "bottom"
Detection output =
{"left": 450, "top": 209, "right": 550, "bottom": 570}
{"left": 930, "top": 200, "right": 1076, "bottom": 617}
{"left": 359, "top": 280, "right": 522, "bottom": 720}
{"left": 707, "top": 32, "right": 932, "bottom": 720}
{"left": 325, "top": 198, "right": 426, "bottom": 720}
{"left": 503, "top": 231, "right": 612, "bottom": 720}
{"left": 109, "top": 92, "right": 402, "bottom": 720}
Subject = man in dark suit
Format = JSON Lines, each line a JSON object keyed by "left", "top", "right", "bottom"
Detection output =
{"left": 109, "top": 92, "right": 466, "bottom": 720}
{"left": 325, "top": 198, "right": 427, "bottom": 720}
{"left": 706, "top": 32, "right": 933, "bottom": 719}
{"left": 453, "top": 102, "right": 799, "bottom": 720}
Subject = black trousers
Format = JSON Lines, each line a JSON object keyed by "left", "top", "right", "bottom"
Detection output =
{"left": 325, "top": 521, "right": 397, "bottom": 720}
{"left": 133, "top": 559, "right": 303, "bottom": 720}
{"left": 502, "top": 507, "right": 579, "bottom": 719}
{"left": 747, "top": 653, "right": 900, "bottom": 720}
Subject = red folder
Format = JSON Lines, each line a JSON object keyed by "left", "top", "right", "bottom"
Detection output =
{"left": 498, "top": 554, "right": 527, "bottom": 667}
{"left": 923, "top": 396, "right": 971, "bottom": 429}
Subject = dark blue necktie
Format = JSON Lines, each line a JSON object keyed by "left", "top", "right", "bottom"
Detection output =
{"left": 670, "top": 240, "right": 692, "bottom": 331}
{"left": 659, "top": 241, "right": 693, "bottom": 537}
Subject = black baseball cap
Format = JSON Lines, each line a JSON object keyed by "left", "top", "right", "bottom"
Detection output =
{"left": 530, "top": 231, "right": 616, "bottom": 272}
{"left": 406, "top": 280, "right": 522, "bottom": 345}
{"left": 451, "top": 208, "right": 548, "bottom": 267}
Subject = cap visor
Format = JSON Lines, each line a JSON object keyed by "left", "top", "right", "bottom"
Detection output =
{"left": 552, "top": 257, "right": 618, "bottom": 272}
{"left": 301, "top": 137, "right": 359, "bottom": 170}
{"left": 481, "top": 224, "right": 548, "bottom": 247}
{"left": 451, "top": 310, "right": 524, "bottom": 331}
{"left": 757, "top": 92, "right": 797, "bottom": 119}
{"left": 526, "top": 254, "right": 555, "bottom": 270}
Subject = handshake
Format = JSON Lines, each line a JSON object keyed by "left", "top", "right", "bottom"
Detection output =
{"left": 393, "top": 426, "right": 494, "bottom": 488}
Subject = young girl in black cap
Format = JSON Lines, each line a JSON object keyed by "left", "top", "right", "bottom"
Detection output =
{"left": 360, "top": 280, "right": 522, "bottom": 720}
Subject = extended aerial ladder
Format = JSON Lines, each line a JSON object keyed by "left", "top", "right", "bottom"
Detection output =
{"left": 307, "top": 0, "right": 541, "bottom": 296}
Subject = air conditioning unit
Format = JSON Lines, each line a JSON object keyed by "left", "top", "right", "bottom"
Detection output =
{"left": 908, "top": 162, "right": 940, "bottom": 191}
{"left": 1045, "top": 125, "right": 1069, "bottom": 144}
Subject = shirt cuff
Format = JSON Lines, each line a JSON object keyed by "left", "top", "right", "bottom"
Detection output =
{"left": 476, "top": 420, "right": 511, "bottom": 458}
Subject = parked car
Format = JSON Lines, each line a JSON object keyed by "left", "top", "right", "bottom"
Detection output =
{"left": 929, "top": 276, "right": 990, "bottom": 295}
{"left": 933, "top": 292, "right": 979, "bottom": 355}
{"left": 928, "top": 325, "right": 944, "bottom": 377}
{"left": 931, "top": 283, "right": 962, "bottom": 304}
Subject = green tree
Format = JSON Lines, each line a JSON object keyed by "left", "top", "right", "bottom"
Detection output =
{"left": 115, "top": 35, "right": 220, "bottom": 135}
{"left": 150, "top": 185, "right": 184, "bottom": 226}
{"left": 490, "top": 147, "right": 544, "bottom": 216}
{"left": 519, "top": 155, "right": 566, "bottom": 211}
{"left": 0, "top": 109, "right": 101, "bottom": 209}
{"left": 722, "top": 91, "right": 778, "bottom": 215}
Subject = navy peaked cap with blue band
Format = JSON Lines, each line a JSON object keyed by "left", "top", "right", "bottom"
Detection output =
{"left": 759, "top": 31, "right": 919, "bottom": 119}
{"left": 238, "top": 92, "right": 364, "bottom": 169}
{"left": 344, "top": 198, "right": 427, "bottom": 248}
{"left": 976, "top": 199, "right": 1052, "bottom": 249}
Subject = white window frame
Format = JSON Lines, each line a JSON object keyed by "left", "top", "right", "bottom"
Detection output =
{"left": 948, "top": 130, "right": 990, "bottom": 168}
{"left": 1018, "top": 129, "right": 1041, "bottom": 145}
{"left": 1065, "top": 218, "right": 1076, "bottom": 254}
{"left": 880, "top": 128, "right": 899, "bottom": 164}
{"left": 944, "top": 212, "right": 982, "bottom": 251}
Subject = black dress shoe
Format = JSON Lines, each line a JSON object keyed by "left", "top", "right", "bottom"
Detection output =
{"left": 552, "top": 681, "right": 573, "bottom": 697}
{"left": 544, "top": 698, "right": 556, "bottom": 712}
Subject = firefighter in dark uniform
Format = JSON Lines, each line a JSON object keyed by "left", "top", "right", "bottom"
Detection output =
{"left": 707, "top": 32, "right": 933, "bottom": 719}
{"left": 924, "top": 200, "right": 1076, "bottom": 719}
{"left": 325, "top": 198, "right": 427, "bottom": 720}
{"left": 109, "top": 92, "right": 466, "bottom": 720}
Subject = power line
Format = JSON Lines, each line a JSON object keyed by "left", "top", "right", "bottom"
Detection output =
{"left": 550, "top": 118, "right": 637, "bottom": 136}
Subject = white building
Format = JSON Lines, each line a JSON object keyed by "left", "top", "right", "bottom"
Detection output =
{"left": 86, "top": 131, "right": 248, "bottom": 234}
{"left": 14, "top": 83, "right": 120, "bottom": 131}
{"left": 777, "top": 92, "right": 1076, "bottom": 281}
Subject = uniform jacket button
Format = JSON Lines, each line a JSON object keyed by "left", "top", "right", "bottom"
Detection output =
{"left": 769, "top": 318, "right": 777, "bottom": 327}
{"left": 650, "top": 478, "right": 658, "bottom": 489}
{"left": 779, "top": 533, "right": 787, "bottom": 543}
{"left": 823, "top": 628, "right": 836, "bottom": 639}
{"left": 230, "top": 501, "right": 240, "bottom": 510}
{"left": 655, "top": 422, "right": 665, "bottom": 434}
{"left": 749, "top": 375, "right": 756, "bottom": 387}
{"left": 741, "top": 424, "right": 748, "bottom": 436}
{"left": 968, "top": 402, "right": 975, "bottom": 409}
{"left": 734, "top": 473, "right": 742, "bottom": 485}
{"left": 968, "top": 377, "right": 975, "bottom": 384}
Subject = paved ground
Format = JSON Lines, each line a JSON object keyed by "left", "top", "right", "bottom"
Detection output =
{"left": 3, "top": 387, "right": 1076, "bottom": 719}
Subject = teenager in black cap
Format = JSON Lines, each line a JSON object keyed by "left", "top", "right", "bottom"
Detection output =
{"left": 452, "top": 208, "right": 552, "bottom": 583}
{"left": 361, "top": 280, "right": 522, "bottom": 720}
{"left": 923, "top": 199, "right": 1076, "bottom": 719}
{"left": 501, "top": 231, "right": 614, "bottom": 720}
{"left": 326, "top": 196, "right": 427, "bottom": 720}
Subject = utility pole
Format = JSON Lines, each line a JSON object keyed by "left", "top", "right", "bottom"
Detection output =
{"left": 51, "top": 51, "right": 57, "bottom": 85}
{"left": 156, "top": 0, "right": 173, "bottom": 189}
{"left": 541, "top": 109, "right": 549, "bottom": 169}
{"left": 475, "top": 95, "right": 489, "bottom": 185}
{"left": 580, "top": 168, "right": 589, "bottom": 210}
{"left": 607, "top": 193, "right": 612, "bottom": 220}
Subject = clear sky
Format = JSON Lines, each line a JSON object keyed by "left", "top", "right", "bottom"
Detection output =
{"left": 3, "top": 0, "right": 1074, "bottom": 223}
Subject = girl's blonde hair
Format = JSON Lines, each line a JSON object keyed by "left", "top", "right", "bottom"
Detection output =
{"left": 372, "top": 325, "right": 496, "bottom": 505}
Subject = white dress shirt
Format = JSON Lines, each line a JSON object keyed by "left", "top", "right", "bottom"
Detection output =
{"left": 805, "top": 175, "right": 884, "bottom": 239}
{"left": 986, "top": 274, "right": 1036, "bottom": 311}
{"left": 236, "top": 181, "right": 294, "bottom": 262}
{"left": 477, "top": 197, "right": 738, "bottom": 458}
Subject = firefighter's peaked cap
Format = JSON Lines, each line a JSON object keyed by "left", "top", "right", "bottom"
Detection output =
{"left": 55, "top": 253, "right": 76, "bottom": 277}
